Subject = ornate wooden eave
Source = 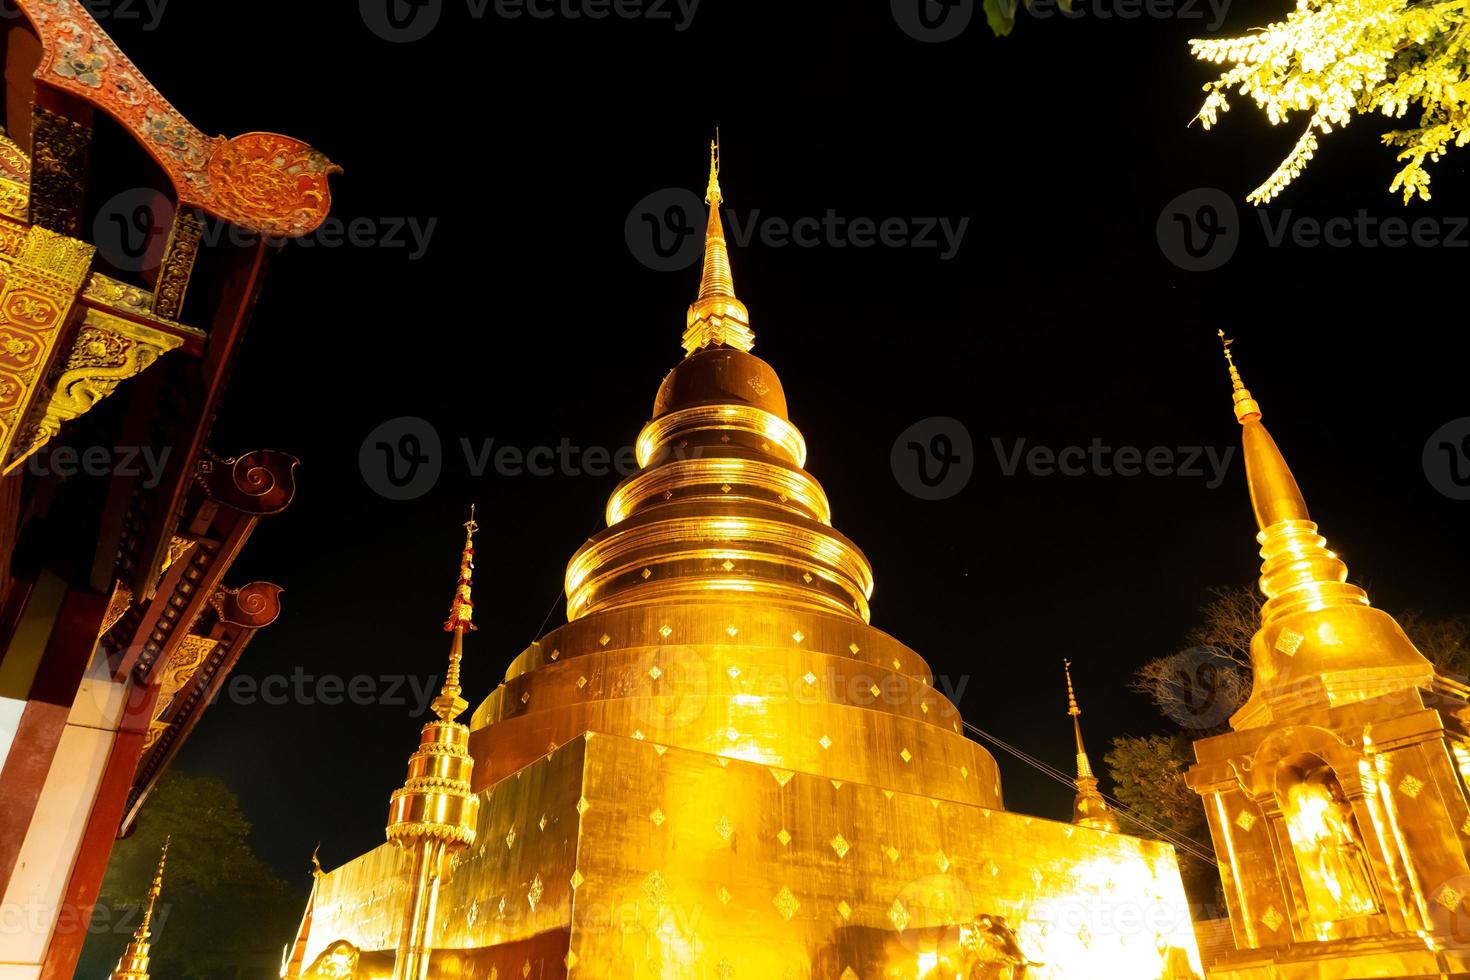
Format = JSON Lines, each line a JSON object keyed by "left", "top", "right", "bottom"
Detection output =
{"left": 15, "top": 0, "right": 338, "bottom": 240}
{"left": 119, "top": 579, "right": 283, "bottom": 835}
{"left": 0, "top": 0, "right": 336, "bottom": 585}
{"left": 101, "top": 448, "right": 297, "bottom": 680}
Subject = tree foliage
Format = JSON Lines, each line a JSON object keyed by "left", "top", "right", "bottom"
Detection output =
{"left": 1131, "top": 585, "right": 1258, "bottom": 735}
{"left": 1104, "top": 734, "right": 1220, "bottom": 902}
{"left": 1190, "top": 0, "right": 1470, "bottom": 202}
{"left": 78, "top": 772, "right": 306, "bottom": 980}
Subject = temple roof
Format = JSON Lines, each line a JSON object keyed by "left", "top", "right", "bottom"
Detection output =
{"left": 14, "top": 0, "right": 338, "bottom": 236}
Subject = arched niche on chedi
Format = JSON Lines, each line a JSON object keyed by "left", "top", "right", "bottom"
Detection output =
{"left": 1232, "top": 726, "right": 1392, "bottom": 943}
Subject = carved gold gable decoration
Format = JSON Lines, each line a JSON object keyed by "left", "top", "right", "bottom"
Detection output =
{"left": 2, "top": 308, "right": 181, "bottom": 474}
{"left": 0, "top": 225, "right": 95, "bottom": 468}
{"left": 142, "top": 634, "right": 218, "bottom": 751}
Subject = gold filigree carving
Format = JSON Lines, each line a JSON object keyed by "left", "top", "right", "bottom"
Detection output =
{"left": 0, "top": 177, "right": 29, "bottom": 222}
{"left": 0, "top": 130, "right": 31, "bottom": 183}
{"left": 101, "top": 581, "right": 134, "bottom": 635}
{"left": 3, "top": 308, "right": 180, "bottom": 472}
{"left": 151, "top": 209, "right": 203, "bottom": 320}
{"left": 0, "top": 224, "right": 27, "bottom": 257}
{"left": 142, "top": 633, "right": 218, "bottom": 750}
{"left": 83, "top": 273, "right": 153, "bottom": 315}
{"left": 0, "top": 227, "right": 95, "bottom": 469}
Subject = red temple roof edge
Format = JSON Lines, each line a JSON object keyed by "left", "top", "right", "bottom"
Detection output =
{"left": 16, "top": 0, "right": 339, "bottom": 237}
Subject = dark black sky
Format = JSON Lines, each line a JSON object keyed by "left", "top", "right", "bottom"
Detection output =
{"left": 100, "top": 0, "right": 1469, "bottom": 891}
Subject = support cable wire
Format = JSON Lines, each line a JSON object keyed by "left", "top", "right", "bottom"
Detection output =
{"left": 963, "top": 720, "right": 1218, "bottom": 865}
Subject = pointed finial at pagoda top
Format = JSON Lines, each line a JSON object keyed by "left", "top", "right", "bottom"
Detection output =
{"left": 705, "top": 131, "right": 723, "bottom": 207}
{"left": 1216, "top": 333, "right": 1308, "bottom": 528}
{"left": 684, "top": 131, "right": 754, "bottom": 356}
{"left": 1063, "top": 662, "right": 1118, "bottom": 832}
{"left": 1063, "top": 660, "right": 1092, "bottom": 777}
{"left": 432, "top": 506, "right": 478, "bottom": 721}
{"left": 1064, "top": 658, "right": 1081, "bottom": 718}
{"left": 144, "top": 837, "right": 169, "bottom": 923}
{"left": 1218, "top": 329, "right": 1261, "bottom": 423}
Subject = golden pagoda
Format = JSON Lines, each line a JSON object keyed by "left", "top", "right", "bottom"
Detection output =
{"left": 1187, "top": 334, "right": 1470, "bottom": 978}
{"left": 110, "top": 839, "right": 170, "bottom": 980}
{"left": 1065, "top": 661, "right": 1120, "bottom": 834}
{"left": 385, "top": 507, "right": 483, "bottom": 980}
{"left": 283, "top": 144, "right": 1204, "bottom": 979}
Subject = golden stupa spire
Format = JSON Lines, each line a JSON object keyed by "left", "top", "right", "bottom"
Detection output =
{"left": 1217, "top": 329, "right": 1261, "bottom": 423}
{"left": 432, "top": 504, "right": 478, "bottom": 722}
{"left": 1063, "top": 662, "right": 1118, "bottom": 832}
{"left": 386, "top": 508, "right": 482, "bottom": 980}
{"left": 1064, "top": 659, "right": 1091, "bottom": 778}
{"left": 683, "top": 131, "right": 754, "bottom": 356}
{"left": 1217, "top": 334, "right": 1431, "bottom": 729}
{"left": 110, "top": 838, "right": 169, "bottom": 980}
{"left": 1218, "top": 330, "right": 1309, "bottom": 529}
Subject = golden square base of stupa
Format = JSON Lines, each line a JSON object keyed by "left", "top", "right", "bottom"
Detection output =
{"left": 297, "top": 730, "right": 1203, "bottom": 978}
{"left": 1206, "top": 939, "right": 1470, "bottom": 980}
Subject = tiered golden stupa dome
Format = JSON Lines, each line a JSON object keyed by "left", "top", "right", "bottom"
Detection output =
{"left": 468, "top": 142, "right": 999, "bottom": 807}
{"left": 1218, "top": 332, "right": 1436, "bottom": 730}
{"left": 286, "top": 145, "right": 1205, "bottom": 980}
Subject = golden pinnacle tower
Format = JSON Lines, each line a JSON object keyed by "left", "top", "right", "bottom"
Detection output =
{"left": 284, "top": 146, "right": 1203, "bottom": 979}
{"left": 1064, "top": 661, "right": 1119, "bottom": 834}
{"left": 682, "top": 134, "right": 754, "bottom": 357}
{"left": 1188, "top": 335, "right": 1470, "bottom": 979}
{"left": 109, "top": 839, "right": 169, "bottom": 980}
{"left": 384, "top": 509, "right": 481, "bottom": 980}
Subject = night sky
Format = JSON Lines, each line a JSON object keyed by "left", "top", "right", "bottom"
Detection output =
{"left": 98, "top": 0, "right": 1469, "bottom": 893}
